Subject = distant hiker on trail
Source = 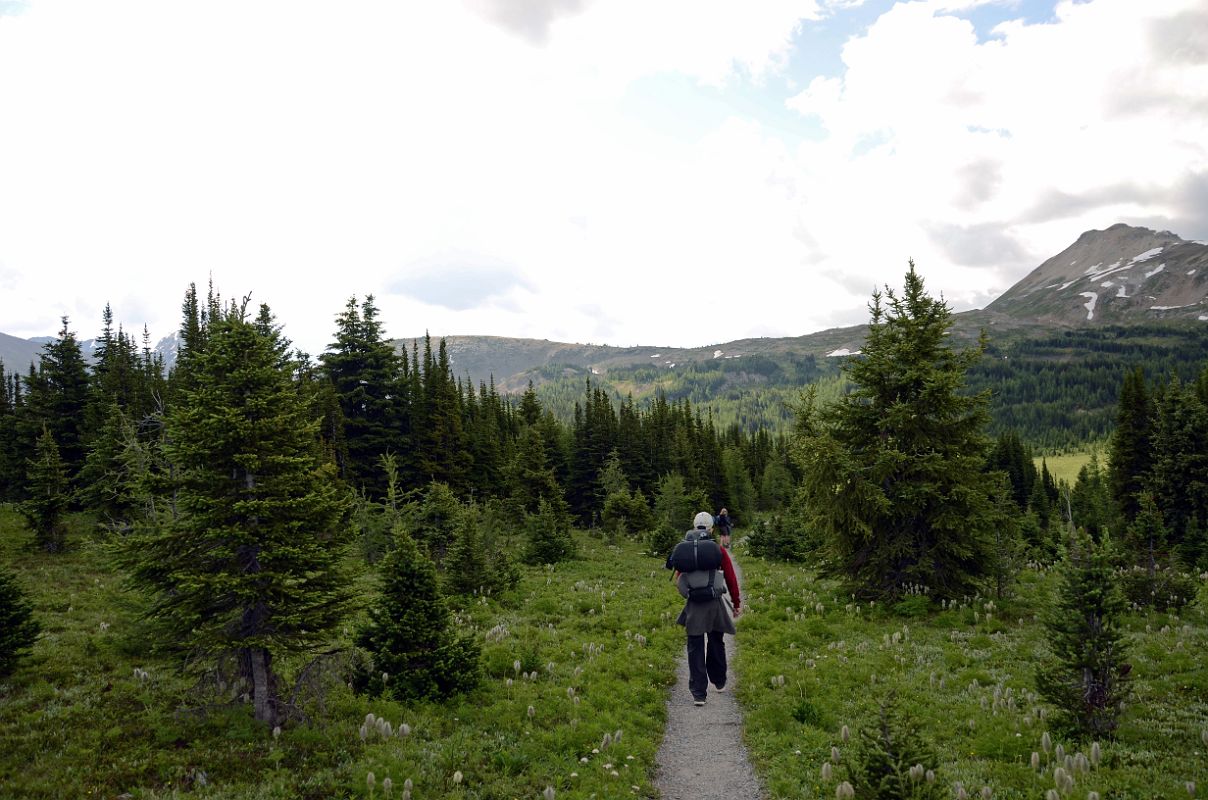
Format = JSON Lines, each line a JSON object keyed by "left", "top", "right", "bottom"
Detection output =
{"left": 715, "top": 507, "right": 733, "bottom": 548}
{"left": 666, "top": 512, "right": 741, "bottom": 706}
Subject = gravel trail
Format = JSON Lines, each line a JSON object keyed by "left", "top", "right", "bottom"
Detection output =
{"left": 653, "top": 561, "right": 765, "bottom": 800}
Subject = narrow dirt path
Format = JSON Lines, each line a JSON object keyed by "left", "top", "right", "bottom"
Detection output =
{"left": 653, "top": 561, "right": 765, "bottom": 800}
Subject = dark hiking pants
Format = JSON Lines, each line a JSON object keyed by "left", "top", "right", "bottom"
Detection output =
{"left": 686, "top": 631, "right": 726, "bottom": 700}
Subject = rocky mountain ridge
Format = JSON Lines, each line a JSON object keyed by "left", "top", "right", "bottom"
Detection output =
{"left": 988, "top": 223, "right": 1208, "bottom": 325}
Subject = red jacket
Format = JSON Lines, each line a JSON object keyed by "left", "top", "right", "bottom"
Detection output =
{"left": 719, "top": 547, "right": 741, "bottom": 610}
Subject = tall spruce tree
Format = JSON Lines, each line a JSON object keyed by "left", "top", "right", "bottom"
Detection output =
{"left": 793, "top": 262, "right": 995, "bottom": 600}
{"left": 22, "top": 318, "right": 91, "bottom": 482}
{"left": 320, "top": 296, "right": 404, "bottom": 495}
{"left": 118, "top": 303, "right": 352, "bottom": 726}
{"left": 1108, "top": 367, "right": 1152, "bottom": 522}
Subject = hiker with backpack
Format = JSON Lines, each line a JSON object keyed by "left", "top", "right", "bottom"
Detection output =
{"left": 715, "top": 507, "right": 733, "bottom": 548}
{"left": 666, "top": 511, "right": 742, "bottom": 706}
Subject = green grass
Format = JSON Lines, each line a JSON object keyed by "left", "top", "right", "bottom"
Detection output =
{"left": 733, "top": 550, "right": 1208, "bottom": 799}
{"left": 0, "top": 508, "right": 686, "bottom": 798}
{"left": 8, "top": 504, "right": 1207, "bottom": 799}
{"left": 1035, "top": 452, "right": 1096, "bottom": 485}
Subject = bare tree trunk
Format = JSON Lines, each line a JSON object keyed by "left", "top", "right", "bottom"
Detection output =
{"left": 248, "top": 646, "right": 276, "bottom": 726}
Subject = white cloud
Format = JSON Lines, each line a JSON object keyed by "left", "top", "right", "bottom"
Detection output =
{"left": 0, "top": 0, "right": 1204, "bottom": 356}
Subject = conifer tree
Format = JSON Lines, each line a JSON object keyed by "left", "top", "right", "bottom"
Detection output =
{"left": 1146, "top": 376, "right": 1208, "bottom": 558}
{"left": 0, "top": 362, "right": 22, "bottom": 502}
{"left": 1108, "top": 367, "right": 1152, "bottom": 521}
{"left": 845, "top": 694, "right": 944, "bottom": 800}
{"left": 118, "top": 303, "right": 353, "bottom": 726}
{"left": 21, "top": 426, "right": 70, "bottom": 552}
{"left": 794, "top": 262, "right": 995, "bottom": 600}
{"left": 1036, "top": 531, "right": 1131, "bottom": 738}
{"left": 0, "top": 567, "right": 41, "bottom": 677}
{"left": 443, "top": 508, "right": 491, "bottom": 597}
{"left": 22, "top": 318, "right": 91, "bottom": 481}
{"left": 320, "top": 296, "right": 404, "bottom": 495}
{"left": 1069, "top": 451, "right": 1115, "bottom": 540}
{"left": 357, "top": 531, "right": 480, "bottom": 700}
{"left": 524, "top": 497, "right": 576, "bottom": 565}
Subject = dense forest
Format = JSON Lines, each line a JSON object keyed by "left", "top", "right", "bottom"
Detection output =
{"left": 522, "top": 323, "right": 1208, "bottom": 450}
{"left": 0, "top": 287, "right": 791, "bottom": 534}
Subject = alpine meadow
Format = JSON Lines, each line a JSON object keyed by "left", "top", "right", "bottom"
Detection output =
{"left": 2, "top": 240, "right": 1207, "bottom": 799}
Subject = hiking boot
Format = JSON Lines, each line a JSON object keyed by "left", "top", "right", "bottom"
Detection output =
{"left": 693, "top": 698, "right": 706, "bottom": 706}
{"left": 715, "top": 684, "right": 727, "bottom": 693}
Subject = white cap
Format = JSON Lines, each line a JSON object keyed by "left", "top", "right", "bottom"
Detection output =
{"left": 693, "top": 511, "right": 713, "bottom": 529}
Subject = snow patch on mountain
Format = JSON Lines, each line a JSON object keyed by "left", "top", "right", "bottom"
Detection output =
{"left": 1079, "top": 292, "right": 1098, "bottom": 320}
{"left": 1145, "top": 264, "right": 1165, "bottom": 279}
{"left": 1128, "top": 247, "right": 1164, "bottom": 264}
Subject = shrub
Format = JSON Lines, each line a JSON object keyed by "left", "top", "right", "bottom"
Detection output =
{"left": 601, "top": 489, "right": 654, "bottom": 539}
{"left": 1117, "top": 565, "right": 1198, "bottom": 612}
{"left": 747, "top": 513, "right": 812, "bottom": 562}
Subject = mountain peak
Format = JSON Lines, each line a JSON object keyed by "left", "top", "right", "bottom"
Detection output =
{"left": 988, "top": 224, "right": 1208, "bottom": 324}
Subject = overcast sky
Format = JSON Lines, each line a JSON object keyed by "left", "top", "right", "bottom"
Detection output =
{"left": 1, "top": 0, "right": 1206, "bottom": 355}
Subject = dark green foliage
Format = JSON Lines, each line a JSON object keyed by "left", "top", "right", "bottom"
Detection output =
{"left": 1117, "top": 564, "right": 1199, "bottom": 612}
{"left": 410, "top": 481, "right": 462, "bottom": 561}
{"left": 0, "top": 567, "right": 40, "bottom": 677}
{"left": 1108, "top": 367, "right": 1152, "bottom": 521}
{"left": 1124, "top": 493, "right": 1168, "bottom": 578}
{"left": 652, "top": 472, "right": 706, "bottom": 536}
{"left": 20, "top": 426, "right": 70, "bottom": 552}
{"left": 524, "top": 497, "right": 576, "bottom": 565}
{"left": 601, "top": 488, "right": 654, "bottom": 538}
{"left": 1146, "top": 376, "right": 1208, "bottom": 560}
{"left": 747, "top": 513, "right": 812, "bottom": 563}
{"left": 21, "top": 318, "right": 91, "bottom": 481}
{"left": 721, "top": 446, "right": 755, "bottom": 521}
{"left": 794, "top": 263, "right": 996, "bottom": 601}
{"left": 647, "top": 521, "right": 682, "bottom": 561}
{"left": 844, "top": 694, "right": 944, "bottom": 800}
{"left": 1068, "top": 451, "right": 1115, "bottom": 540}
{"left": 444, "top": 505, "right": 512, "bottom": 597}
{"left": 985, "top": 430, "right": 1036, "bottom": 510}
{"left": 358, "top": 532, "right": 481, "bottom": 700}
{"left": 0, "top": 363, "right": 22, "bottom": 502}
{"left": 758, "top": 457, "right": 795, "bottom": 511}
{"left": 986, "top": 474, "right": 1025, "bottom": 599}
{"left": 1036, "top": 532, "right": 1132, "bottom": 739}
{"left": 116, "top": 304, "right": 353, "bottom": 725}
{"left": 320, "top": 296, "right": 404, "bottom": 495}
{"left": 506, "top": 426, "right": 565, "bottom": 515}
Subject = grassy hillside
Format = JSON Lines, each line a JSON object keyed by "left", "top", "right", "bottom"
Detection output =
{"left": 4, "top": 507, "right": 1206, "bottom": 798}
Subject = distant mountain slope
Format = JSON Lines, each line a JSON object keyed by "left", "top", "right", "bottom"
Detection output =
{"left": 988, "top": 223, "right": 1208, "bottom": 325}
{"left": 399, "top": 328, "right": 874, "bottom": 392}
{"left": 0, "top": 332, "right": 42, "bottom": 373}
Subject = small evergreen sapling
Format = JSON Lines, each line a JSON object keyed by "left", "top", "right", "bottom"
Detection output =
{"left": 1036, "top": 531, "right": 1132, "bottom": 738}
{"left": 357, "top": 532, "right": 480, "bottom": 700}
{"left": 21, "top": 426, "right": 70, "bottom": 552}
{"left": 524, "top": 497, "right": 576, "bottom": 565}
{"left": 0, "top": 567, "right": 40, "bottom": 677}
{"left": 844, "top": 694, "right": 944, "bottom": 800}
